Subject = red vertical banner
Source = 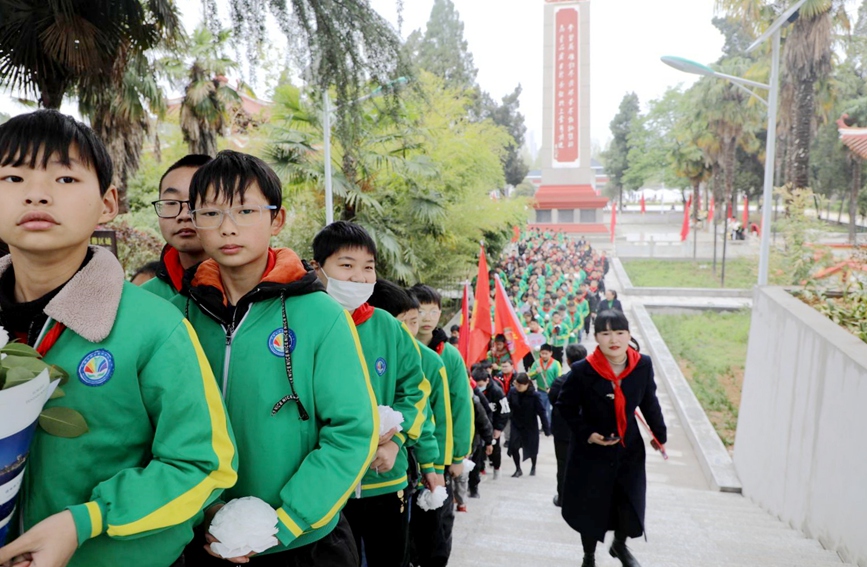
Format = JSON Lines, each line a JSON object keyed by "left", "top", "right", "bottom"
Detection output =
{"left": 680, "top": 196, "right": 692, "bottom": 242}
{"left": 553, "top": 7, "right": 580, "bottom": 166}
{"left": 640, "top": 193, "right": 646, "bottom": 214}
{"left": 610, "top": 202, "right": 617, "bottom": 243}
{"left": 458, "top": 283, "right": 471, "bottom": 366}
{"left": 742, "top": 195, "right": 749, "bottom": 227}
{"left": 708, "top": 195, "right": 715, "bottom": 222}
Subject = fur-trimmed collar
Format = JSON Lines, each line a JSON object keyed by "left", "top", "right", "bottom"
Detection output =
{"left": 0, "top": 246, "right": 125, "bottom": 343}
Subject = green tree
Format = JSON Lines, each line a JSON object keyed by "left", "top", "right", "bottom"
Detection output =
{"left": 624, "top": 86, "right": 689, "bottom": 190}
{"left": 406, "top": 0, "right": 478, "bottom": 91}
{"left": 164, "top": 27, "right": 241, "bottom": 156}
{"left": 0, "top": 0, "right": 180, "bottom": 109}
{"left": 603, "top": 92, "right": 641, "bottom": 207}
{"left": 482, "top": 85, "right": 529, "bottom": 189}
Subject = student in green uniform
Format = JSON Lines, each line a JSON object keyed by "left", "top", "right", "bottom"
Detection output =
{"left": 546, "top": 309, "right": 572, "bottom": 363}
{"left": 311, "top": 221, "right": 435, "bottom": 567}
{"left": 408, "top": 284, "right": 474, "bottom": 567}
{"left": 566, "top": 299, "right": 585, "bottom": 343}
{"left": 178, "top": 150, "right": 378, "bottom": 566}
{"left": 0, "top": 110, "right": 237, "bottom": 567}
{"left": 528, "top": 343, "right": 561, "bottom": 423}
{"left": 142, "top": 154, "right": 212, "bottom": 300}
{"left": 369, "top": 280, "right": 453, "bottom": 487}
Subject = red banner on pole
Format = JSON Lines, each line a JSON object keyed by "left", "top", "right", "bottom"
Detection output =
{"left": 640, "top": 193, "right": 646, "bottom": 214}
{"left": 458, "top": 283, "right": 471, "bottom": 366}
{"left": 742, "top": 195, "right": 749, "bottom": 227}
{"left": 680, "top": 196, "right": 691, "bottom": 242}
{"left": 469, "top": 245, "right": 493, "bottom": 366}
{"left": 708, "top": 195, "right": 715, "bottom": 222}
{"left": 493, "top": 275, "right": 531, "bottom": 363}
{"left": 610, "top": 202, "right": 617, "bottom": 243}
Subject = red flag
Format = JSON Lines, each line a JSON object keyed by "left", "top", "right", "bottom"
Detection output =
{"left": 708, "top": 195, "right": 715, "bottom": 222}
{"left": 680, "top": 196, "right": 691, "bottom": 242}
{"left": 511, "top": 225, "right": 520, "bottom": 243}
{"left": 640, "top": 193, "right": 646, "bottom": 214}
{"left": 458, "top": 283, "right": 471, "bottom": 366}
{"left": 493, "top": 275, "right": 530, "bottom": 363}
{"left": 610, "top": 202, "right": 617, "bottom": 243}
{"left": 469, "top": 245, "right": 493, "bottom": 365}
{"left": 727, "top": 201, "right": 733, "bottom": 221}
{"left": 742, "top": 195, "right": 749, "bottom": 227}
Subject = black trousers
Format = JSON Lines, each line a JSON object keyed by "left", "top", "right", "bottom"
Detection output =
{"left": 184, "top": 513, "right": 358, "bottom": 567}
{"left": 489, "top": 437, "right": 502, "bottom": 470}
{"left": 409, "top": 473, "right": 455, "bottom": 567}
{"left": 343, "top": 490, "right": 409, "bottom": 567}
{"left": 552, "top": 346, "right": 564, "bottom": 365}
{"left": 554, "top": 438, "right": 570, "bottom": 501}
{"left": 468, "top": 444, "right": 485, "bottom": 491}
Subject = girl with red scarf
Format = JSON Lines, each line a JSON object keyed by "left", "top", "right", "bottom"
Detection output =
{"left": 556, "top": 310, "right": 667, "bottom": 567}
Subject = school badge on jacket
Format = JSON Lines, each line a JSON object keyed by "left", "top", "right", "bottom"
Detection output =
{"left": 375, "top": 357, "right": 388, "bottom": 376}
{"left": 78, "top": 349, "right": 115, "bottom": 386}
{"left": 268, "top": 328, "right": 296, "bottom": 356}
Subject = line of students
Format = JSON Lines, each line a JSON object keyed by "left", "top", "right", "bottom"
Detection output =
{"left": 0, "top": 110, "right": 475, "bottom": 567}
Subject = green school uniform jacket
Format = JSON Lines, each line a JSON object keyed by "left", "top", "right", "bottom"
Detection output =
{"left": 567, "top": 309, "right": 584, "bottom": 339}
{"left": 140, "top": 245, "right": 185, "bottom": 301}
{"left": 546, "top": 319, "right": 572, "bottom": 348}
{"left": 353, "top": 307, "right": 432, "bottom": 496}
{"left": 2, "top": 247, "right": 237, "bottom": 567}
{"left": 414, "top": 340, "right": 453, "bottom": 472}
{"left": 528, "top": 358, "right": 562, "bottom": 390}
{"left": 430, "top": 333, "right": 474, "bottom": 462}
{"left": 178, "top": 249, "right": 378, "bottom": 553}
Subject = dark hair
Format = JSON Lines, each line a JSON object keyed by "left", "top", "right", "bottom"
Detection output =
{"left": 131, "top": 261, "right": 161, "bottom": 281}
{"left": 450, "top": 324, "right": 460, "bottom": 332}
{"left": 608, "top": 289, "right": 618, "bottom": 299}
{"left": 501, "top": 358, "right": 513, "bottom": 367}
{"left": 594, "top": 309, "right": 629, "bottom": 334}
{"left": 159, "top": 154, "right": 213, "bottom": 194}
{"left": 408, "top": 283, "right": 441, "bottom": 308}
{"left": 312, "top": 220, "right": 378, "bottom": 267}
{"left": 189, "top": 150, "right": 282, "bottom": 212}
{"left": 368, "top": 279, "right": 413, "bottom": 317}
{"left": 471, "top": 367, "right": 489, "bottom": 383}
{"left": 448, "top": 336, "right": 459, "bottom": 345}
{"left": 540, "top": 343, "right": 553, "bottom": 352}
{"left": 0, "top": 109, "right": 113, "bottom": 195}
{"left": 565, "top": 343, "right": 588, "bottom": 365}
{"left": 494, "top": 334, "right": 506, "bottom": 343}
{"left": 514, "top": 372, "right": 535, "bottom": 391}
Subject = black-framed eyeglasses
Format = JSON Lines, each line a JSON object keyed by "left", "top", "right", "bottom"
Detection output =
{"left": 152, "top": 199, "right": 192, "bottom": 218}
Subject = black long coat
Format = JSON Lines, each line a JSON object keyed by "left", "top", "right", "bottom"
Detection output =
{"left": 507, "top": 387, "right": 551, "bottom": 461}
{"left": 556, "top": 354, "right": 667, "bottom": 542}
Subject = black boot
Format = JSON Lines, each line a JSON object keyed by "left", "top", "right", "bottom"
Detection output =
{"left": 530, "top": 465, "right": 536, "bottom": 476}
{"left": 581, "top": 553, "right": 595, "bottom": 567}
{"left": 609, "top": 536, "right": 641, "bottom": 567}
{"left": 511, "top": 468, "right": 523, "bottom": 478}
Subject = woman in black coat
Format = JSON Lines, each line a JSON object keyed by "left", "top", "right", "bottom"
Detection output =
{"left": 506, "top": 373, "right": 551, "bottom": 478}
{"left": 598, "top": 289, "right": 624, "bottom": 314}
{"left": 556, "top": 310, "right": 666, "bottom": 567}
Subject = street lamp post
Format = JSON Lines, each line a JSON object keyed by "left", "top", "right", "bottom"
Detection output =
{"left": 322, "top": 77, "right": 408, "bottom": 225}
{"left": 660, "top": 0, "right": 807, "bottom": 286}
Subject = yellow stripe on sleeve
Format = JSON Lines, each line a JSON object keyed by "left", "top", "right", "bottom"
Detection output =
{"left": 85, "top": 501, "right": 103, "bottom": 539}
{"left": 107, "top": 320, "right": 237, "bottom": 537}
{"left": 310, "top": 311, "right": 379, "bottom": 530}
{"left": 277, "top": 509, "right": 305, "bottom": 538}
{"left": 440, "top": 366, "right": 454, "bottom": 466}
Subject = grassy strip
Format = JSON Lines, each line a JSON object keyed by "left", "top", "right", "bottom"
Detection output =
{"left": 651, "top": 310, "right": 751, "bottom": 448}
{"left": 623, "top": 258, "right": 759, "bottom": 289}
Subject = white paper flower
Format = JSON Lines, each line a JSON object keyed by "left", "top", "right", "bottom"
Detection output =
{"left": 416, "top": 486, "right": 448, "bottom": 512}
{"left": 209, "top": 497, "right": 279, "bottom": 559}
{"left": 378, "top": 405, "right": 404, "bottom": 436}
{"left": 462, "top": 458, "right": 476, "bottom": 474}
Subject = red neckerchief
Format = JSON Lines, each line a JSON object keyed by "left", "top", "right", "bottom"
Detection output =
{"left": 435, "top": 342, "right": 445, "bottom": 355}
{"left": 586, "top": 346, "right": 641, "bottom": 446}
{"left": 36, "top": 322, "right": 66, "bottom": 357}
{"left": 352, "top": 303, "right": 374, "bottom": 326}
{"left": 539, "top": 357, "right": 554, "bottom": 372}
{"left": 162, "top": 246, "right": 185, "bottom": 292}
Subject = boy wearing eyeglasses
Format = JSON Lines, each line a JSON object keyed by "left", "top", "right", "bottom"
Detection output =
{"left": 142, "top": 154, "right": 212, "bottom": 300}
{"left": 176, "top": 150, "right": 378, "bottom": 566}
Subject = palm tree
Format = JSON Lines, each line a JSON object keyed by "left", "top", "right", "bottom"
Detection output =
{"left": 164, "top": 27, "right": 241, "bottom": 156}
{"left": 0, "top": 0, "right": 180, "bottom": 109}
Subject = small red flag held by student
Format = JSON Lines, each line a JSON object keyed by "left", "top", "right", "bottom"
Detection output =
{"left": 468, "top": 244, "right": 493, "bottom": 366}
{"left": 493, "top": 274, "right": 530, "bottom": 363}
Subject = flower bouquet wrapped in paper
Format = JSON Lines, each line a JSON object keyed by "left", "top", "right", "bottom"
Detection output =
{"left": 0, "top": 327, "right": 82, "bottom": 544}
{"left": 377, "top": 406, "right": 404, "bottom": 436}
{"left": 209, "top": 497, "right": 279, "bottom": 558}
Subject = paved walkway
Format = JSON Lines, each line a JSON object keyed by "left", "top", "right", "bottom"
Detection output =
{"left": 450, "top": 260, "right": 851, "bottom": 566}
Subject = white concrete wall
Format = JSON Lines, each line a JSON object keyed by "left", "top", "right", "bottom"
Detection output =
{"left": 735, "top": 287, "right": 867, "bottom": 567}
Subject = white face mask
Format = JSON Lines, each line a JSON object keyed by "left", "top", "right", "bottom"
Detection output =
{"left": 322, "top": 269, "right": 374, "bottom": 312}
